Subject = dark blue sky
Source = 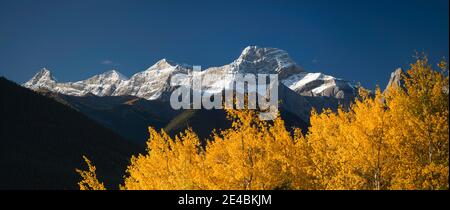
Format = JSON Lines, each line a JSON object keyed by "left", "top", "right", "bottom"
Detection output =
{"left": 0, "top": 0, "right": 448, "bottom": 89}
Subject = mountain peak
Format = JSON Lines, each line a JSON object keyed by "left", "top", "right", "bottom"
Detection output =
{"left": 238, "top": 46, "right": 269, "bottom": 59}
{"left": 238, "top": 46, "right": 291, "bottom": 59}
{"left": 234, "top": 46, "right": 303, "bottom": 78}
{"left": 23, "top": 68, "right": 57, "bottom": 89}
{"left": 101, "top": 69, "right": 128, "bottom": 81}
{"left": 148, "top": 58, "right": 178, "bottom": 70}
{"left": 157, "top": 58, "right": 173, "bottom": 64}
{"left": 385, "top": 68, "right": 404, "bottom": 91}
{"left": 39, "top": 67, "right": 50, "bottom": 73}
{"left": 36, "top": 67, "right": 55, "bottom": 80}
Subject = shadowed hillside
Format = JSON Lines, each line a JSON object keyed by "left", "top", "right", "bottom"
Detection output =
{"left": 60, "top": 95, "right": 180, "bottom": 144}
{"left": 34, "top": 89, "right": 181, "bottom": 145}
{"left": 164, "top": 107, "right": 309, "bottom": 145}
{"left": 0, "top": 77, "right": 142, "bottom": 189}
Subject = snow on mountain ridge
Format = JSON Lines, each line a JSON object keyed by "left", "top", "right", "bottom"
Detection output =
{"left": 231, "top": 46, "right": 303, "bottom": 78}
{"left": 108, "top": 58, "right": 194, "bottom": 99}
{"left": 23, "top": 46, "right": 356, "bottom": 100}
{"left": 146, "top": 58, "right": 179, "bottom": 71}
{"left": 282, "top": 72, "right": 356, "bottom": 99}
{"left": 102, "top": 69, "right": 129, "bottom": 81}
{"left": 23, "top": 68, "right": 57, "bottom": 89}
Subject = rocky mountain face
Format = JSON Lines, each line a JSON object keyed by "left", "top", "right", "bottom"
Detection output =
{"left": 385, "top": 68, "right": 404, "bottom": 91}
{"left": 23, "top": 46, "right": 359, "bottom": 127}
{"left": 24, "top": 59, "right": 188, "bottom": 100}
{"left": 24, "top": 68, "right": 129, "bottom": 97}
{"left": 282, "top": 72, "right": 356, "bottom": 100}
{"left": 24, "top": 46, "right": 356, "bottom": 100}
{"left": 23, "top": 68, "right": 57, "bottom": 89}
{"left": 230, "top": 46, "right": 304, "bottom": 78}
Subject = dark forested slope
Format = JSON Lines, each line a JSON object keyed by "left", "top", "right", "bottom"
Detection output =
{"left": 0, "top": 77, "right": 141, "bottom": 189}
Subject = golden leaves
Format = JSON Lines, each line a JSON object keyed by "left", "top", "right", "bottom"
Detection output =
{"left": 75, "top": 156, "right": 106, "bottom": 190}
{"left": 76, "top": 57, "right": 448, "bottom": 190}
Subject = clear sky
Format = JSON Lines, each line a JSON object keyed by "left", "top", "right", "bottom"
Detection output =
{"left": 0, "top": 0, "right": 448, "bottom": 89}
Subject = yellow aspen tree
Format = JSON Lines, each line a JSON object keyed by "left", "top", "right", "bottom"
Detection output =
{"left": 386, "top": 57, "right": 449, "bottom": 189}
{"left": 291, "top": 128, "right": 315, "bottom": 189}
{"left": 304, "top": 88, "right": 396, "bottom": 190}
{"left": 204, "top": 109, "right": 274, "bottom": 190}
{"left": 203, "top": 109, "right": 300, "bottom": 190}
{"left": 76, "top": 156, "right": 106, "bottom": 190}
{"left": 302, "top": 108, "right": 343, "bottom": 189}
{"left": 76, "top": 57, "right": 448, "bottom": 190}
{"left": 121, "top": 127, "right": 204, "bottom": 190}
{"left": 344, "top": 88, "right": 396, "bottom": 190}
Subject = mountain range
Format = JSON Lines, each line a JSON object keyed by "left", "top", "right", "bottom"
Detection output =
{"left": 22, "top": 47, "right": 360, "bottom": 141}
{"left": 24, "top": 46, "right": 357, "bottom": 101}
{"left": 20, "top": 46, "right": 403, "bottom": 146}
{"left": 0, "top": 46, "right": 402, "bottom": 189}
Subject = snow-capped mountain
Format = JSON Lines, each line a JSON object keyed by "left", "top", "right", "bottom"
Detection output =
{"left": 113, "top": 59, "right": 189, "bottom": 100}
{"left": 231, "top": 46, "right": 304, "bottom": 78}
{"left": 282, "top": 72, "right": 356, "bottom": 100}
{"left": 24, "top": 68, "right": 128, "bottom": 97}
{"left": 23, "top": 68, "right": 57, "bottom": 90}
{"left": 23, "top": 46, "right": 357, "bottom": 101}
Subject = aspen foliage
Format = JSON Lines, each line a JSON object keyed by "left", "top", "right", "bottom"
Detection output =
{"left": 202, "top": 109, "right": 302, "bottom": 190}
{"left": 75, "top": 156, "right": 106, "bottom": 190}
{"left": 384, "top": 57, "right": 449, "bottom": 189}
{"left": 305, "top": 89, "right": 398, "bottom": 189}
{"left": 77, "top": 57, "right": 448, "bottom": 190}
{"left": 121, "top": 128, "right": 204, "bottom": 190}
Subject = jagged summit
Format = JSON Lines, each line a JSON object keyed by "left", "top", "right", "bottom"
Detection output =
{"left": 282, "top": 72, "right": 356, "bottom": 99}
{"left": 385, "top": 68, "right": 404, "bottom": 91}
{"left": 147, "top": 58, "right": 179, "bottom": 70}
{"left": 237, "top": 46, "right": 292, "bottom": 63}
{"left": 32, "top": 68, "right": 56, "bottom": 81}
{"left": 99, "top": 70, "right": 129, "bottom": 81}
{"left": 23, "top": 68, "right": 57, "bottom": 89}
{"left": 233, "top": 46, "right": 303, "bottom": 78}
